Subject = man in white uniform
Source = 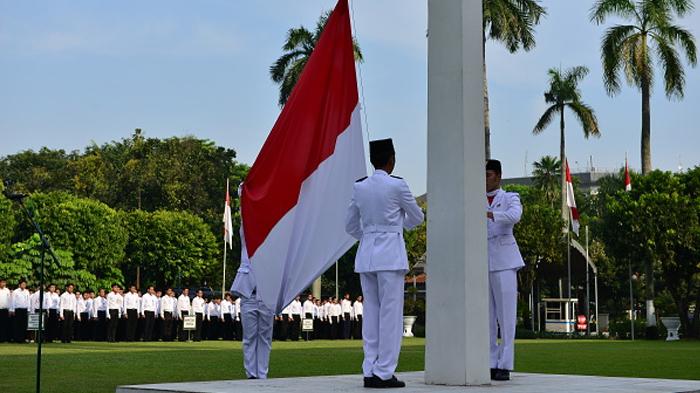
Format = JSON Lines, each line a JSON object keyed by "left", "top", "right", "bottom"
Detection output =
{"left": 345, "top": 138, "right": 424, "bottom": 388}
{"left": 59, "top": 283, "right": 78, "bottom": 343}
{"left": 485, "top": 159, "right": 524, "bottom": 381}
{"left": 231, "top": 256, "right": 274, "bottom": 379}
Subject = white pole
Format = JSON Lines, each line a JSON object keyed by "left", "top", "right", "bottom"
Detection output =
{"left": 585, "top": 226, "right": 590, "bottom": 335}
{"left": 594, "top": 272, "right": 599, "bottom": 335}
{"left": 335, "top": 261, "right": 339, "bottom": 300}
{"left": 567, "top": 230, "right": 572, "bottom": 334}
{"left": 222, "top": 243, "right": 227, "bottom": 296}
{"left": 629, "top": 262, "right": 635, "bottom": 340}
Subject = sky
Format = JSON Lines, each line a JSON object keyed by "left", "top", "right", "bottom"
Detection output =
{"left": 1, "top": 0, "right": 699, "bottom": 196}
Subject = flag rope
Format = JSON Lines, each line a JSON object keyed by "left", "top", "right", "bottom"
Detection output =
{"left": 349, "top": 0, "right": 371, "bottom": 143}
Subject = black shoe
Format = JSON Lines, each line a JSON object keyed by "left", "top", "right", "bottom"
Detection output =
{"left": 492, "top": 369, "right": 510, "bottom": 381}
{"left": 248, "top": 376, "right": 257, "bottom": 380}
{"left": 375, "top": 375, "right": 405, "bottom": 388}
{"left": 490, "top": 368, "right": 497, "bottom": 380}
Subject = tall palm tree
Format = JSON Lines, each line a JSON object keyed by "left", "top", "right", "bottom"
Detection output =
{"left": 532, "top": 155, "right": 561, "bottom": 207}
{"left": 270, "top": 11, "right": 363, "bottom": 107}
{"left": 483, "top": 0, "right": 546, "bottom": 158}
{"left": 533, "top": 66, "right": 600, "bottom": 224}
{"left": 590, "top": 0, "right": 697, "bottom": 175}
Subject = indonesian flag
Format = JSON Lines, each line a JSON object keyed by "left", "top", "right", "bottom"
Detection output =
{"left": 223, "top": 178, "right": 233, "bottom": 249}
{"left": 565, "top": 160, "right": 580, "bottom": 236}
{"left": 624, "top": 158, "right": 632, "bottom": 192}
{"left": 238, "top": 0, "right": 366, "bottom": 312}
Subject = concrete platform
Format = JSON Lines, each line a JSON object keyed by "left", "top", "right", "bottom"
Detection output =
{"left": 116, "top": 371, "right": 700, "bottom": 393}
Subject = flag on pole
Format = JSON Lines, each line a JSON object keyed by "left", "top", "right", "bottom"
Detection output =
{"left": 624, "top": 157, "right": 632, "bottom": 192}
{"left": 565, "top": 160, "right": 580, "bottom": 236}
{"left": 238, "top": 0, "right": 366, "bottom": 312}
{"left": 223, "top": 178, "right": 233, "bottom": 249}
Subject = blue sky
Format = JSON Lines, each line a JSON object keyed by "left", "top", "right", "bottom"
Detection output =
{"left": 1, "top": 0, "right": 698, "bottom": 196}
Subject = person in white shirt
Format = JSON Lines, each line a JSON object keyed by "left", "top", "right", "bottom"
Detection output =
{"left": 154, "top": 290, "right": 163, "bottom": 341}
{"left": 191, "top": 290, "right": 206, "bottom": 342}
{"left": 341, "top": 293, "right": 353, "bottom": 339}
{"left": 10, "top": 279, "right": 30, "bottom": 343}
{"left": 313, "top": 299, "right": 323, "bottom": 340}
{"left": 93, "top": 289, "right": 108, "bottom": 341}
{"left": 78, "top": 291, "right": 93, "bottom": 340}
{"left": 160, "top": 288, "right": 176, "bottom": 341}
{"left": 123, "top": 285, "right": 140, "bottom": 342}
{"left": 280, "top": 303, "right": 294, "bottom": 341}
{"left": 352, "top": 295, "right": 364, "bottom": 339}
{"left": 322, "top": 298, "right": 332, "bottom": 339}
{"left": 233, "top": 296, "right": 242, "bottom": 341}
{"left": 221, "top": 293, "right": 235, "bottom": 340}
{"left": 0, "top": 278, "right": 10, "bottom": 343}
{"left": 140, "top": 286, "right": 158, "bottom": 341}
{"left": 302, "top": 294, "right": 316, "bottom": 341}
{"left": 106, "top": 284, "right": 123, "bottom": 342}
{"left": 345, "top": 138, "right": 423, "bottom": 388}
{"left": 45, "top": 284, "right": 60, "bottom": 342}
{"left": 288, "top": 295, "right": 302, "bottom": 341}
{"left": 59, "top": 284, "right": 78, "bottom": 343}
{"left": 329, "top": 298, "right": 342, "bottom": 340}
{"left": 177, "top": 288, "right": 192, "bottom": 341}
{"left": 207, "top": 297, "right": 222, "bottom": 340}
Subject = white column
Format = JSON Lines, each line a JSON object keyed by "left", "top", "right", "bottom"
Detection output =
{"left": 425, "top": 0, "right": 490, "bottom": 386}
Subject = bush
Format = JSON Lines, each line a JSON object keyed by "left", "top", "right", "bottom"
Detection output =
{"left": 608, "top": 317, "right": 647, "bottom": 339}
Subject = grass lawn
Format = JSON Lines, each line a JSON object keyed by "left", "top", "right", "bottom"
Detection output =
{"left": 1, "top": 338, "right": 699, "bottom": 393}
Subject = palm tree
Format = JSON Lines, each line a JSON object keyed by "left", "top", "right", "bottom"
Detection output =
{"left": 533, "top": 66, "right": 600, "bottom": 224}
{"left": 270, "top": 11, "right": 363, "bottom": 107}
{"left": 483, "top": 0, "right": 546, "bottom": 158}
{"left": 532, "top": 155, "right": 561, "bottom": 207}
{"left": 590, "top": 0, "right": 697, "bottom": 175}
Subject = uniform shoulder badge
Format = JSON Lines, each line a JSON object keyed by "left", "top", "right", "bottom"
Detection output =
{"left": 355, "top": 176, "right": 368, "bottom": 183}
{"left": 390, "top": 175, "right": 403, "bottom": 180}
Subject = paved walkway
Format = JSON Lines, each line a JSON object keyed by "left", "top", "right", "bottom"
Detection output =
{"left": 117, "top": 371, "right": 700, "bottom": 393}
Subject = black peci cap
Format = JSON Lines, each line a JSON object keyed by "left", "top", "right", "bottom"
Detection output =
{"left": 369, "top": 138, "right": 395, "bottom": 159}
{"left": 486, "top": 159, "right": 502, "bottom": 174}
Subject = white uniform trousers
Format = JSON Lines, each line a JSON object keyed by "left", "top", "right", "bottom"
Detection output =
{"left": 489, "top": 268, "right": 518, "bottom": 370}
{"left": 240, "top": 294, "right": 274, "bottom": 379}
{"left": 360, "top": 270, "right": 405, "bottom": 380}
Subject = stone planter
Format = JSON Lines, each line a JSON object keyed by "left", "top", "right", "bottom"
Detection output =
{"left": 660, "top": 317, "right": 681, "bottom": 341}
{"left": 403, "top": 315, "right": 417, "bottom": 337}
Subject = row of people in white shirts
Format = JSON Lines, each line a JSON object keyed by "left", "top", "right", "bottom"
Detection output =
{"left": 280, "top": 295, "right": 364, "bottom": 321}
{"left": 1, "top": 284, "right": 245, "bottom": 322}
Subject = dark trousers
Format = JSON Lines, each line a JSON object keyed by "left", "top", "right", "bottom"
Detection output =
{"left": 162, "top": 312, "right": 173, "bottom": 341}
{"left": 13, "top": 308, "right": 28, "bottom": 343}
{"left": 179, "top": 311, "right": 190, "bottom": 341}
{"left": 354, "top": 315, "right": 363, "bottom": 339}
{"left": 290, "top": 314, "right": 301, "bottom": 341}
{"left": 95, "top": 310, "right": 107, "bottom": 341}
{"left": 143, "top": 311, "right": 155, "bottom": 341}
{"left": 0, "top": 309, "right": 9, "bottom": 342}
{"left": 47, "top": 309, "right": 59, "bottom": 342}
{"left": 194, "top": 313, "right": 203, "bottom": 341}
{"left": 126, "top": 309, "right": 138, "bottom": 341}
{"left": 234, "top": 317, "right": 242, "bottom": 341}
{"left": 343, "top": 313, "right": 352, "bottom": 339}
{"left": 330, "top": 316, "right": 339, "bottom": 339}
{"left": 208, "top": 316, "right": 221, "bottom": 340}
{"left": 79, "top": 312, "right": 91, "bottom": 340}
{"left": 61, "top": 310, "right": 74, "bottom": 343}
{"left": 107, "top": 310, "right": 119, "bottom": 342}
{"left": 223, "top": 314, "right": 234, "bottom": 340}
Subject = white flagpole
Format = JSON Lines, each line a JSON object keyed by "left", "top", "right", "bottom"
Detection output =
{"left": 222, "top": 242, "right": 227, "bottom": 297}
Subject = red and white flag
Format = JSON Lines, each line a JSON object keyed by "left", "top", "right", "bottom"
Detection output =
{"left": 238, "top": 0, "right": 366, "bottom": 312}
{"left": 624, "top": 157, "right": 632, "bottom": 192}
{"left": 223, "top": 178, "right": 233, "bottom": 249}
{"left": 565, "top": 160, "right": 580, "bottom": 236}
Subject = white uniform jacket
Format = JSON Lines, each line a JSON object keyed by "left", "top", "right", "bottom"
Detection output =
{"left": 231, "top": 259, "right": 256, "bottom": 299}
{"left": 345, "top": 169, "right": 424, "bottom": 273}
{"left": 486, "top": 188, "right": 525, "bottom": 272}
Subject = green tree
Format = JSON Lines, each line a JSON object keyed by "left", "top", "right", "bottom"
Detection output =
{"left": 590, "top": 0, "right": 697, "bottom": 175}
{"left": 533, "top": 66, "right": 601, "bottom": 226}
{"left": 0, "top": 183, "right": 16, "bottom": 260}
{"left": 532, "top": 155, "right": 561, "bottom": 207}
{"left": 270, "top": 10, "right": 363, "bottom": 107}
{"left": 121, "top": 210, "right": 218, "bottom": 289}
{"left": 0, "top": 148, "right": 75, "bottom": 193}
{"left": 18, "top": 193, "right": 128, "bottom": 289}
{"left": 483, "top": 0, "right": 546, "bottom": 158}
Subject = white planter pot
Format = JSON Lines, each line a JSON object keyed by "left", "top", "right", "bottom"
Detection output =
{"left": 660, "top": 317, "right": 681, "bottom": 341}
{"left": 403, "top": 315, "right": 417, "bottom": 337}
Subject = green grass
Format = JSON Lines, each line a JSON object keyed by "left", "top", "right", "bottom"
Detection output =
{"left": 1, "top": 339, "right": 699, "bottom": 393}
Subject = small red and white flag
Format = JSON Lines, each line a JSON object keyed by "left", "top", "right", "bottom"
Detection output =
{"left": 238, "top": 0, "right": 366, "bottom": 312}
{"left": 223, "top": 178, "right": 233, "bottom": 249}
{"left": 565, "top": 160, "right": 580, "bottom": 236}
{"left": 624, "top": 157, "right": 632, "bottom": 192}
